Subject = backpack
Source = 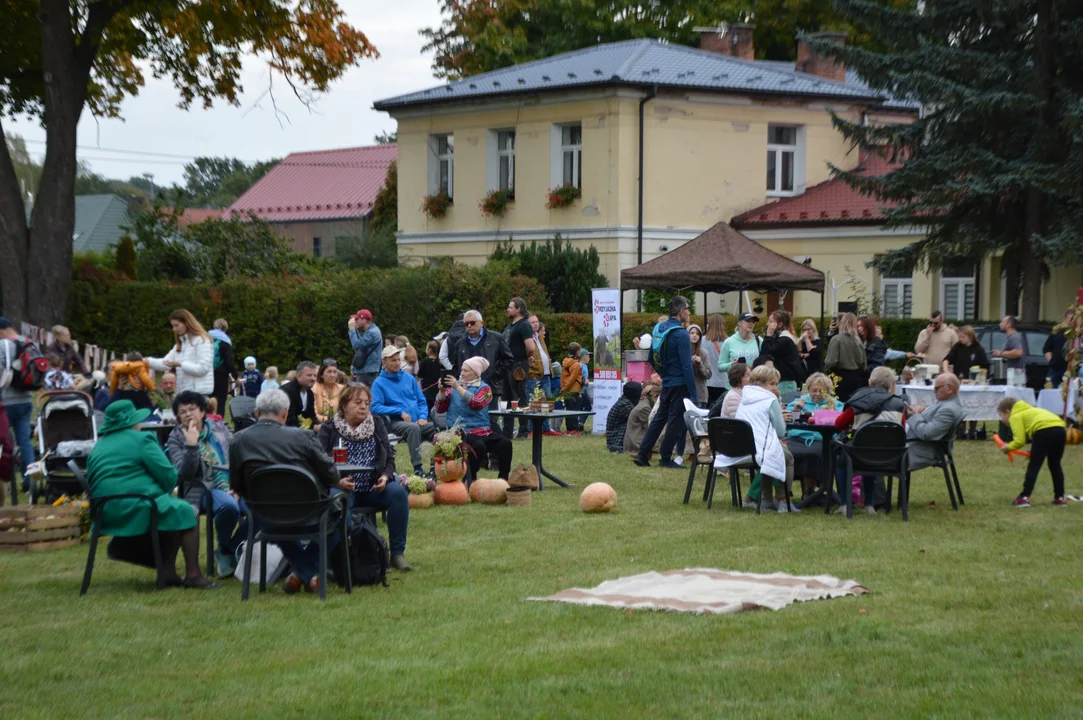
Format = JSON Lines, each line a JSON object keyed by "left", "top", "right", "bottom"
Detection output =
{"left": 3, "top": 338, "right": 48, "bottom": 391}
{"left": 649, "top": 322, "right": 678, "bottom": 373}
{"left": 213, "top": 339, "right": 223, "bottom": 370}
{"left": 332, "top": 509, "right": 389, "bottom": 588}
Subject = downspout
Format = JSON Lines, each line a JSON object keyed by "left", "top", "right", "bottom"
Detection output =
{"left": 636, "top": 86, "right": 657, "bottom": 313}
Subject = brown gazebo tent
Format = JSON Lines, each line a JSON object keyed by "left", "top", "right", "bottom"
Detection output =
{"left": 621, "top": 222, "right": 825, "bottom": 297}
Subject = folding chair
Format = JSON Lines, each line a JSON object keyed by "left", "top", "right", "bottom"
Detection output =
{"left": 704, "top": 418, "right": 759, "bottom": 511}
{"left": 836, "top": 422, "right": 910, "bottom": 520}
{"left": 906, "top": 419, "right": 965, "bottom": 510}
{"left": 681, "top": 399, "right": 711, "bottom": 504}
{"left": 69, "top": 460, "right": 165, "bottom": 596}
{"left": 240, "top": 464, "right": 350, "bottom": 601}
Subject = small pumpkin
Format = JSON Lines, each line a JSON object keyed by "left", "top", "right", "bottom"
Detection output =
{"left": 434, "top": 480, "right": 469, "bottom": 505}
{"left": 579, "top": 482, "right": 618, "bottom": 513}
{"left": 434, "top": 457, "right": 467, "bottom": 483}
{"left": 469, "top": 478, "right": 509, "bottom": 505}
{"left": 408, "top": 493, "right": 434, "bottom": 510}
{"left": 1067, "top": 426, "right": 1081, "bottom": 446}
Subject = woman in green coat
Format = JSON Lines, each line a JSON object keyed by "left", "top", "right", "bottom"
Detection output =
{"left": 86, "top": 400, "right": 218, "bottom": 589}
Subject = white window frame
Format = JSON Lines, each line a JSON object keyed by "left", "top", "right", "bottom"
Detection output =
{"left": 766, "top": 125, "right": 806, "bottom": 197}
{"left": 428, "top": 133, "right": 454, "bottom": 198}
{"left": 486, "top": 129, "right": 516, "bottom": 194}
{"left": 880, "top": 277, "right": 913, "bottom": 318}
{"left": 941, "top": 276, "right": 976, "bottom": 321}
{"left": 550, "top": 123, "right": 582, "bottom": 190}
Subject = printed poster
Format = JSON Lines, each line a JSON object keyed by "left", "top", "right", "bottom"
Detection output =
{"left": 591, "top": 288, "right": 622, "bottom": 435}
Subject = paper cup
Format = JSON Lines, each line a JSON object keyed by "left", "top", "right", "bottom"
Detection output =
{"left": 499, "top": 401, "right": 508, "bottom": 411}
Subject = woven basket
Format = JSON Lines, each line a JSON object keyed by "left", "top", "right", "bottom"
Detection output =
{"left": 506, "top": 487, "right": 532, "bottom": 507}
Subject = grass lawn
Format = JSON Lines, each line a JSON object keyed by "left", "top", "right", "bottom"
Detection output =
{"left": 2, "top": 433, "right": 1082, "bottom": 718}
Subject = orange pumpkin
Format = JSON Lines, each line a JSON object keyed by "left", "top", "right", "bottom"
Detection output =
{"left": 469, "top": 478, "right": 509, "bottom": 505}
{"left": 434, "top": 457, "right": 467, "bottom": 483}
{"left": 434, "top": 480, "right": 468, "bottom": 505}
{"left": 1067, "top": 427, "right": 1082, "bottom": 446}
{"left": 579, "top": 482, "right": 618, "bottom": 513}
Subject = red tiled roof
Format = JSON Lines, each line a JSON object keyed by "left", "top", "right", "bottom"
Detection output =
{"left": 171, "top": 208, "right": 222, "bottom": 228}
{"left": 225, "top": 145, "right": 397, "bottom": 222}
{"left": 731, "top": 152, "right": 901, "bottom": 229}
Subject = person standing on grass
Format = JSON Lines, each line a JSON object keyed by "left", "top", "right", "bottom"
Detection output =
{"left": 502, "top": 297, "right": 537, "bottom": 440}
{"left": 1, "top": 316, "right": 37, "bottom": 491}
{"left": 526, "top": 314, "right": 556, "bottom": 436}
{"left": 825, "top": 312, "right": 867, "bottom": 402}
{"left": 701, "top": 314, "right": 728, "bottom": 406}
{"left": 147, "top": 309, "right": 214, "bottom": 397}
{"left": 1043, "top": 311, "right": 1071, "bottom": 388}
{"left": 915, "top": 311, "right": 958, "bottom": 368}
{"left": 997, "top": 398, "right": 1069, "bottom": 508}
{"left": 633, "top": 296, "right": 696, "bottom": 469}
{"left": 208, "top": 318, "right": 235, "bottom": 416}
{"left": 348, "top": 309, "right": 383, "bottom": 386}
{"left": 717, "top": 312, "right": 761, "bottom": 387}
{"left": 560, "top": 343, "right": 586, "bottom": 435}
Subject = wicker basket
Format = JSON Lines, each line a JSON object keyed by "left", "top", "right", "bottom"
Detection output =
{"left": 506, "top": 487, "right": 532, "bottom": 507}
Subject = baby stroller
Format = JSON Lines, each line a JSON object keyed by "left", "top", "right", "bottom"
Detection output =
{"left": 29, "top": 390, "right": 98, "bottom": 504}
{"left": 229, "top": 395, "right": 257, "bottom": 432}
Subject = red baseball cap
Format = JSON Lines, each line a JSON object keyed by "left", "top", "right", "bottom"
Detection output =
{"left": 352, "top": 309, "right": 373, "bottom": 321}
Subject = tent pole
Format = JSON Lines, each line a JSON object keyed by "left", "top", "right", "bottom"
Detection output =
{"left": 702, "top": 291, "right": 707, "bottom": 328}
{"left": 819, "top": 291, "right": 825, "bottom": 336}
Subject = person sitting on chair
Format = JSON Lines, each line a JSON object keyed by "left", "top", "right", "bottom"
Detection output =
{"left": 86, "top": 400, "right": 219, "bottom": 589}
{"left": 834, "top": 366, "right": 907, "bottom": 513}
{"left": 372, "top": 345, "right": 439, "bottom": 476}
{"left": 229, "top": 389, "right": 346, "bottom": 595}
{"left": 905, "top": 373, "right": 965, "bottom": 471}
{"left": 164, "top": 390, "right": 247, "bottom": 578}
{"left": 623, "top": 380, "right": 661, "bottom": 455}
{"left": 318, "top": 383, "right": 412, "bottom": 571}
{"left": 736, "top": 365, "right": 797, "bottom": 513}
{"left": 434, "top": 357, "right": 513, "bottom": 481}
{"left": 605, "top": 381, "right": 642, "bottom": 453}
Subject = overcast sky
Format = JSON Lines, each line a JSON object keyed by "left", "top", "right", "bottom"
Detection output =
{"left": 8, "top": 0, "right": 443, "bottom": 187}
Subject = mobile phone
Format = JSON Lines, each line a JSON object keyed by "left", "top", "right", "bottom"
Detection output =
{"left": 737, "top": 357, "right": 746, "bottom": 364}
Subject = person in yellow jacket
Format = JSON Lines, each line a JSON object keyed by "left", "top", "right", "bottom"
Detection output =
{"left": 996, "top": 398, "right": 1068, "bottom": 508}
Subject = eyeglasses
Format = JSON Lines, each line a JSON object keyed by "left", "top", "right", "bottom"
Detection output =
{"left": 464, "top": 321, "right": 478, "bottom": 326}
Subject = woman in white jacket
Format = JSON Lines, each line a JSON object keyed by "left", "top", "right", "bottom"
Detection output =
{"left": 736, "top": 365, "right": 797, "bottom": 513}
{"left": 148, "top": 309, "right": 214, "bottom": 396}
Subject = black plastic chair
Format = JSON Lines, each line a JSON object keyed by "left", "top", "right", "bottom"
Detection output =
{"left": 836, "top": 421, "right": 910, "bottom": 520}
{"left": 69, "top": 460, "right": 166, "bottom": 595}
{"left": 703, "top": 418, "right": 761, "bottom": 511}
{"left": 229, "top": 396, "right": 257, "bottom": 432}
{"left": 906, "top": 419, "right": 965, "bottom": 510}
{"left": 682, "top": 409, "right": 711, "bottom": 504}
{"left": 239, "top": 464, "right": 350, "bottom": 601}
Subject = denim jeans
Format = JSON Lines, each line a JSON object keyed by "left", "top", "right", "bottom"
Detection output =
{"left": 4, "top": 402, "right": 34, "bottom": 483}
{"left": 354, "top": 482, "right": 409, "bottom": 556}
{"left": 280, "top": 530, "right": 341, "bottom": 584}
{"left": 635, "top": 386, "right": 689, "bottom": 463}
{"left": 202, "top": 488, "right": 248, "bottom": 555}
{"left": 525, "top": 378, "right": 551, "bottom": 432}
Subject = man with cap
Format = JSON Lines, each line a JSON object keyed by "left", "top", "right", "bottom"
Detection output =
{"left": 0, "top": 316, "right": 36, "bottom": 492}
{"left": 348, "top": 309, "right": 383, "bottom": 386}
{"left": 717, "top": 312, "right": 762, "bottom": 387}
{"left": 371, "top": 345, "right": 439, "bottom": 475}
{"left": 632, "top": 296, "right": 697, "bottom": 469}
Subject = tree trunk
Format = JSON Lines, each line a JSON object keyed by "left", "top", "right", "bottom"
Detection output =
{"left": 0, "top": 118, "right": 30, "bottom": 322}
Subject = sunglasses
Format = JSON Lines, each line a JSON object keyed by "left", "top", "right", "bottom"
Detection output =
{"left": 464, "top": 321, "right": 479, "bottom": 326}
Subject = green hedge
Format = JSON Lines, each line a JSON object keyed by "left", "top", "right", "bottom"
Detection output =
{"left": 67, "top": 266, "right": 549, "bottom": 369}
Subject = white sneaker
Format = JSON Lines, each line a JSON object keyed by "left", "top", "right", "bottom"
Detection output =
{"left": 742, "top": 499, "right": 758, "bottom": 509}
{"left": 865, "top": 505, "right": 877, "bottom": 516}
{"left": 785, "top": 501, "right": 801, "bottom": 513}
{"left": 776, "top": 501, "right": 790, "bottom": 514}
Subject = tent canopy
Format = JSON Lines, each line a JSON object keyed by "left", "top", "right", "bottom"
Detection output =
{"left": 621, "top": 222, "right": 825, "bottom": 294}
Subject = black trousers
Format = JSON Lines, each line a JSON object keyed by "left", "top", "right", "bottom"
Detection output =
{"left": 463, "top": 432, "right": 513, "bottom": 479}
{"left": 635, "top": 385, "right": 689, "bottom": 462}
{"left": 502, "top": 376, "right": 529, "bottom": 437}
{"left": 1022, "top": 426, "right": 1066, "bottom": 499}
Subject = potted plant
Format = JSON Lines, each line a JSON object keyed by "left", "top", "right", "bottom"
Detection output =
{"left": 421, "top": 191, "right": 452, "bottom": 219}
{"left": 480, "top": 189, "right": 513, "bottom": 217}
{"left": 401, "top": 474, "right": 436, "bottom": 509}
{"left": 528, "top": 384, "right": 550, "bottom": 413}
{"left": 430, "top": 427, "right": 473, "bottom": 483}
{"left": 546, "top": 183, "right": 581, "bottom": 210}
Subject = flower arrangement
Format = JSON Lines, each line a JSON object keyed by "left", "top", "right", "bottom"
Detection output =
{"left": 421, "top": 191, "right": 453, "bottom": 219}
{"left": 430, "top": 426, "right": 474, "bottom": 461}
{"left": 545, "top": 183, "right": 581, "bottom": 209}
{"left": 400, "top": 473, "right": 436, "bottom": 495}
{"left": 479, "top": 189, "right": 514, "bottom": 217}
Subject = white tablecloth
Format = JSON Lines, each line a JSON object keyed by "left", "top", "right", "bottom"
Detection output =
{"left": 900, "top": 385, "right": 1036, "bottom": 422}
{"left": 1037, "top": 388, "right": 1065, "bottom": 416}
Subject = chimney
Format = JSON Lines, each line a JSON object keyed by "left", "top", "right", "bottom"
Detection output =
{"left": 796, "top": 31, "right": 847, "bottom": 82}
{"left": 695, "top": 23, "right": 756, "bottom": 61}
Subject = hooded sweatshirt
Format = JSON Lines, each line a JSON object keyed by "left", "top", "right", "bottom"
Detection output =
{"left": 371, "top": 368, "right": 428, "bottom": 421}
{"left": 837, "top": 386, "right": 906, "bottom": 431}
{"left": 735, "top": 384, "right": 787, "bottom": 481}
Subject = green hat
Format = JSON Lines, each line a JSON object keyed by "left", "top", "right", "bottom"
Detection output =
{"left": 99, "top": 399, "right": 153, "bottom": 436}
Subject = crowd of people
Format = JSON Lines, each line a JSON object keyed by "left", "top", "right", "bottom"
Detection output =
{"left": 1, "top": 296, "right": 1077, "bottom": 592}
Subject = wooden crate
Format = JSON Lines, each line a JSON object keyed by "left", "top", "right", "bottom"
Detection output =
{"left": 0, "top": 505, "right": 82, "bottom": 552}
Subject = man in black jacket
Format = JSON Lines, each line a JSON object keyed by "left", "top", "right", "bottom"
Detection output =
{"left": 229, "top": 388, "right": 346, "bottom": 593}
{"left": 280, "top": 360, "right": 319, "bottom": 431}
{"left": 452, "top": 309, "right": 513, "bottom": 399}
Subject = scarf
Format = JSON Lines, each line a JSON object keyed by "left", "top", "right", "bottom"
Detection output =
{"left": 333, "top": 412, "right": 375, "bottom": 442}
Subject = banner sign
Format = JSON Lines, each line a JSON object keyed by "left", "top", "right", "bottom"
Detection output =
{"left": 591, "top": 288, "right": 623, "bottom": 435}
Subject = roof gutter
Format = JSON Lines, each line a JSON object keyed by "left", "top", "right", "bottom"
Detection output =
{"left": 637, "top": 85, "right": 657, "bottom": 313}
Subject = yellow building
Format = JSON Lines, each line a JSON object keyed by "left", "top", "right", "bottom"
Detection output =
{"left": 374, "top": 28, "right": 1079, "bottom": 322}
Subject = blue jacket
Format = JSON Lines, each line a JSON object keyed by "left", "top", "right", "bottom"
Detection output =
{"left": 446, "top": 383, "right": 492, "bottom": 432}
{"left": 349, "top": 325, "right": 383, "bottom": 375}
{"left": 371, "top": 369, "right": 428, "bottom": 421}
{"left": 650, "top": 318, "right": 697, "bottom": 398}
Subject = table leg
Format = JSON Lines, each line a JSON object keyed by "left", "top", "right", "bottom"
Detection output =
{"left": 531, "top": 425, "right": 569, "bottom": 490}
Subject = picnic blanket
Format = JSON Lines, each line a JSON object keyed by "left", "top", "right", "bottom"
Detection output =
{"left": 528, "top": 569, "right": 868, "bottom": 615}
